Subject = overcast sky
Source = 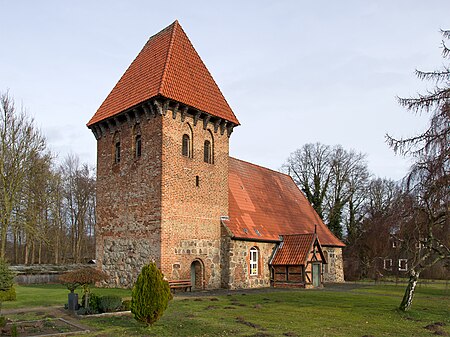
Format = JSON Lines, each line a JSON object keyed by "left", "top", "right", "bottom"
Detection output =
{"left": 1, "top": 1, "right": 448, "bottom": 181}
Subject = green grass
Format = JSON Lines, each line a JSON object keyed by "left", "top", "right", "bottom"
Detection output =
{"left": 2, "top": 283, "right": 449, "bottom": 336}
{"left": 2, "top": 284, "right": 131, "bottom": 309}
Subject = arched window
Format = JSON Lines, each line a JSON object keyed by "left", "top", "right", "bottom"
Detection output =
{"left": 204, "top": 140, "right": 211, "bottom": 163}
{"left": 204, "top": 130, "right": 214, "bottom": 164}
{"left": 249, "top": 247, "right": 258, "bottom": 276}
{"left": 182, "top": 134, "right": 191, "bottom": 157}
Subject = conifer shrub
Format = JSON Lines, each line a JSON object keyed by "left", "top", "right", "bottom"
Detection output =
{"left": 0, "top": 259, "right": 16, "bottom": 304}
{"left": 0, "top": 287, "right": 16, "bottom": 302}
{"left": 131, "top": 263, "right": 172, "bottom": 326}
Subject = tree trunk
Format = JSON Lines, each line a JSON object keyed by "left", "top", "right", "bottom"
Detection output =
{"left": 38, "top": 241, "right": 42, "bottom": 264}
{"left": 13, "top": 229, "right": 18, "bottom": 264}
{"left": 55, "top": 230, "right": 60, "bottom": 264}
{"left": 400, "top": 270, "right": 419, "bottom": 311}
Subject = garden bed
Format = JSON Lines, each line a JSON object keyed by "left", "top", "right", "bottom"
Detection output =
{"left": 1, "top": 318, "right": 89, "bottom": 336}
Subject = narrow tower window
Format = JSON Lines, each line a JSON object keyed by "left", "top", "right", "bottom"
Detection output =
{"left": 204, "top": 140, "right": 211, "bottom": 163}
{"left": 182, "top": 134, "right": 191, "bottom": 157}
{"left": 115, "top": 141, "right": 121, "bottom": 163}
{"left": 135, "top": 135, "right": 142, "bottom": 158}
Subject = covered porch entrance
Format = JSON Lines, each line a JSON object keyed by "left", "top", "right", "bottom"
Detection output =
{"left": 270, "top": 233, "right": 326, "bottom": 288}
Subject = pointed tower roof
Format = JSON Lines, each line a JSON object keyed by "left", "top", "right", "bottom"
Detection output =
{"left": 87, "top": 20, "right": 239, "bottom": 126}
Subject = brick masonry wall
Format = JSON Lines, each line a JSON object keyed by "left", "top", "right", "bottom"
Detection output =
{"left": 159, "top": 110, "right": 229, "bottom": 289}
{"left": 95, "top": 115, "right": 163, "bottom": 288}
{"left": 223, "top": 239, "right": 277, "bottom": 289}
{"left": 322, "top": 247, "right": 345, "bottom": 283}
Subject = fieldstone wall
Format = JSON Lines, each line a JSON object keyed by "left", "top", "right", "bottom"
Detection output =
{"left": 101, "top": 238, "right": 160, "bottom": 288}
{"left": 170, "top": 239, "right": 222, "bottom": 288}
{"left": 222, "top": 239, "right": 277, "bottom": 289}
{"left": 322, "top": 247, "right": 345, "bottom": 283}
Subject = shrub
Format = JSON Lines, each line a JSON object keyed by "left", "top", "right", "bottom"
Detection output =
{"left": 0, "top": 259, "right": 15, "bottom": 292}
{"left": 99, "top": 295, "right": 122, "bottom": 313}
{"left": 0, "top": 287, "right": 16, "bottom": 302}
{"left": 121, "top": 299, "right": 131, "bottom": 311}
{"left": 81, "top": 292, "right": 101, "bottom": 314}
{"left": 59, "top": 267, "right": 108, "bottom": 309}
{"left": 131, "top": 263, "right": 172, "bottom": 326}
{"left": 0, "top": 258, "right": 16, "bottom": 313}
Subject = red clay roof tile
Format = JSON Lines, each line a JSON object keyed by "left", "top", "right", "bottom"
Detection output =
{"left": 271, "top": 234, "right": 316, "bottom": 265}
{"left": 227, "top": 157, "right": 345, "bottom": 247}
{"left": 87, "top": 20, "right": 239, "bottom": 126}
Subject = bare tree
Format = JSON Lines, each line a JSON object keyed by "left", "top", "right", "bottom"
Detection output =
{"left": 327, "top": 146, "right": 368, "bottom": 239}
{"left": 386, "top": 29, "right": 450, "bottom": 311}
{"left": 284, "top": 143, "right": 331, "bottom": 219}
{"left": 284, "top": 143, "right": 369, "bottom": 239}
{"left": 343, "top": 178, "right": 401, "bottom": 280}
{"left": 0, "top": 91, "right": 46, "bottom": 259}
{"left": 61, "top": 154, "right": 96, "bottom": 263}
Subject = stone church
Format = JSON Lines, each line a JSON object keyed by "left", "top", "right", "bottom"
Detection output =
{"left": 87, "top": 21, "right": 345, "bottom": 289}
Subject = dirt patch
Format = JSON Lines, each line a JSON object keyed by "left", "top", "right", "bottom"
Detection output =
{"left": 249, "top": 333, "right": 273, "bottom": 337}
{"left": 424, "top": 322, "right": 448, "bottom": 336}
{"left": 236, "top": 316, "right": 263, "bottom": 330}
{"left": 283, "top": 332, "right": 299, "bottom": 337}
{"left": 204, "top": 305, "right": 218, "bottom": 310}
{"left": 1, "top": 318, "right": 88, "bottom": 336}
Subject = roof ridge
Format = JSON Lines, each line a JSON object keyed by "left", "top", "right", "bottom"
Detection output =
{"left": 158, "top": 20, "right": 178, "bottom": 94}
{"left": 229, "top": 156, "right": 291, "bottom": 178}
{"left": 282, "top": 233, "right": 315, "bottom": 237}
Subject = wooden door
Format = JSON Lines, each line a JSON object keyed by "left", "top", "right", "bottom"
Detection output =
{"left": 312, "top": 263, "right": 321, "bottom": 287}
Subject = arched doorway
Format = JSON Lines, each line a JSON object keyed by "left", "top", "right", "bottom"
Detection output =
{"left": 190, "top": 259, "right": 204, "bottom": 290}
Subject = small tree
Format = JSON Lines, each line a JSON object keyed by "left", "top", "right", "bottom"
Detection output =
{"left": 0, "top": 259, "right": 16, "bottom": 316}
{"left": 131, "top": 263, "right": 172, "bottom": 326}
{"left": 59, "top": 267, "right": 108, "bottom": 309}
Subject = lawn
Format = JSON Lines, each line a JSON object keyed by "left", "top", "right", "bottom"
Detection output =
{"left": 2, "top": 282, "right": 449, "bottom": 336}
